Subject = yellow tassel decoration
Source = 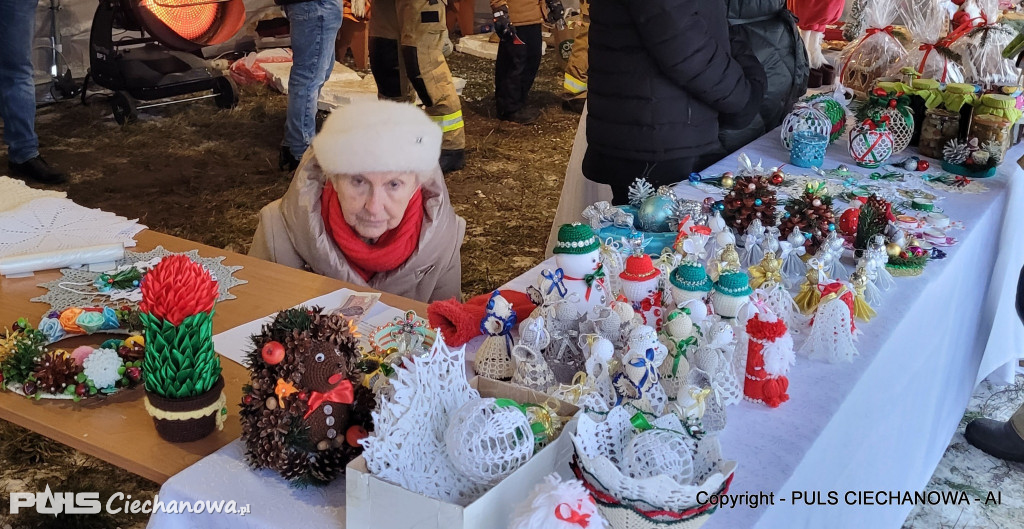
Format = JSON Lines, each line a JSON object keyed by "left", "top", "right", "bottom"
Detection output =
{"left": 851, "top": 267, "right": 876, "bottom": 321}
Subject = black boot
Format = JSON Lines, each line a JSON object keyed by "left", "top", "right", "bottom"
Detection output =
{"left": 9, "top": 156, "right": 66, "bottom": 185}
{"left": 499, "top": 107, "right": 541, "bottom": 125}
{"left": 440, "top": 149, "right": 465, "bottom": 173}
{"left": 562, "top": 99, "right": 586, "bottom": 114}
{"left": 964, "top": 417, "right": 1024, "bottom": 462}
{"left": 279, "top": 147, "right": 300, "bottom": 172}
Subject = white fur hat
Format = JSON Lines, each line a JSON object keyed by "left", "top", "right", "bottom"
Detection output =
{"left": 311, "top": 99, "right": 442, "bottom": 175}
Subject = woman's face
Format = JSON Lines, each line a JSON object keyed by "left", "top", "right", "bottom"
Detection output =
{"left": 333, "top": 171, "right": 419, "bottom": 240}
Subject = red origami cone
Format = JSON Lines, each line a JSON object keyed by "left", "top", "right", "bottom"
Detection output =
{"left": 139, "top": 255, "right": 220, "bottom": 325}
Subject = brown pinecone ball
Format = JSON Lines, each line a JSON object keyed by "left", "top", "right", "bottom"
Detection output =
{"left": 33, "top": 352, "right": 81, "bottom": 395}
{"left": 278, "top": 450, "right": 308, "bottom": 482}
{"left": 722, "top": 175, "right": 778, "bottom": 233}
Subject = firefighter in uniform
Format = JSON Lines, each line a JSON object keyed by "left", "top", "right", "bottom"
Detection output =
{"left": 561, "top": 0, "right": 588, "bottom": 114}
{"left": 369, "top": 0, "right": 466, "bottom": 173}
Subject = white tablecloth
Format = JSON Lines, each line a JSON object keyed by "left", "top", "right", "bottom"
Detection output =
{"left": 147, "top": 130, "right": 1024, "bottom": 529}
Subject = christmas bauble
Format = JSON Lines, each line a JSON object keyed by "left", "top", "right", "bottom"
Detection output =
{"left": 917, "top": 159, "right": 930, "bottom": 171}
{"left": 638, "top": 194, "right": 675, "bottom": 232}
{"left": 721, "top": 175, "right": 735, "bottom": 189}
{"left": 781, "top": 102, "right": 833, "bottom": 150}
{"left": 623, "top": 429, "right": 695, "bottom": 485}
{"left": 838, "top": 209, "right": 859, "bottom": 235}
{"left": 849, "top": 123, "right": 895, "bottom": 168}
{"left": 445, "top": 398, "right": 535, "bottom": 485}
{"left": 886, "top": 243, "right": 903, "bottom": 258}
{"left": 770, "top": 172, "right": 784, "bottom": 185}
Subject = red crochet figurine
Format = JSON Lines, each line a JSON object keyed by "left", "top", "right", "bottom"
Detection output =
{"left": 744, "top": 307, "right": 796, "bottom": 408}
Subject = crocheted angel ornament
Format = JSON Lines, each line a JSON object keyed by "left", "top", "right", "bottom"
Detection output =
{"left": 658, "top": 309, "right": 695, "bottom": 397}
{"left": 865, "top": 234, "right": 895, "bottom": 291}
{"left": 474, "top": 291, "right": 517, "bottom": 380}
{"left": 749, "top": 251, "right": 800, "bottom": 331}
{"left": 690, "top": 319, "right": 742, "bottom": 407}
{"left": 612, "top": 325, "right": 668, "bottom": 414}
{"left": 541, "top": 223, "right": 610, "bottom": 314}
{"left": 618, "top": 253, "right": 664, "bottom": 330}
{"left": 743, "top": 304, "right": 795, "bottom": 408}
{"left": 704, "top": 210, "right": 730, "bottom": 266}
{"left": 850, "top": 266, "right": 877, "bottom": 321}
{"left": 794, "top": 257, "right": 828, "bottom": 315}
{"left": 819, "top": 230, "right": 850, "bottom": 281}
{"left": 509, "top": 473, "right": 608, "bottom": 529}
{"left": 582, "top": 335, "right": 617, "bottom": 408}
{"left": 799, "top": 282, "right": 858, "bottom": 363}
{"left": 740, "top": 218, "right": 767, "bottom": 269}
{"left": 780, "top": 228, "right": 809, "bottom": 288}
{"left": 511, "top": 316, "right": 557, "bottom": 392}
{"left": 857, "top": 256, "right": 884, "bottom": 307}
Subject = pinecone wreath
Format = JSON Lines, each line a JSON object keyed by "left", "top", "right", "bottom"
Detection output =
{"left": 778, "top": 183, "right": 836, "bottom": 255}
{"left": 855, "top": 194, "right": 891, "bottom": 250}
{"left": 32, "top": 351, "right": 81, "bottom": 395}
{"left": 240, "top": 306, "right": 375, "bottom": 486}
{"left": 722, "top": 174, "right": 778, "bottom": 233}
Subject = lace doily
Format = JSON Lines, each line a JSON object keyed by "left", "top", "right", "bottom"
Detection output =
{"left": 31, "top": 246, "right": 247, "bottom": 316}
{"left": 0, "top": 197, "right": 144, "bottom": 259}
{"left": 572, "top": 406, "right": 735, "bottom": 513}
{"left": 0, "top": 177, "right": 66, "bottom": 213}
{"left": 362, "top": 333, "right": 488, "bottom": 505}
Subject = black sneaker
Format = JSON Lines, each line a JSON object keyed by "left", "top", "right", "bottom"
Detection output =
{"left": 562, "top": 99, "right": 585, "bottom": 114}
{"left": 439, "top": 149, "right": 465, "bottom": 173}
{"left": 9, "top": 156, "right": 66, "bottom": 185}
{"left": 279, "top": 147, "right": 300, "bottom": 172}
{"left": 499, "top": 107, "right": 541, "bottom": 125}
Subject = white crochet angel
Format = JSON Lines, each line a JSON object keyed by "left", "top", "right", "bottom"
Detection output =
{"left": 799, "top": 283, "right": 858, "bottom": 363}
{"left": 819, "top": 230, "right": 850, "bottom": 282}
{"left": 779, "top": 229, "right": 808, "bottom": 288}
{"left": 511, "top": 316, "right": 557, "bottom": 392}
{"left": 740, "top": 218, "right": 767, "bottom": 269}
{"left": 658, "top": 308, "right": 695, "bottom": 397}
{"left": 690, "top": 319, "right": 742, "bottom": 407}
{"left": 474, "top": 291, "right": 517, "bottom": 380}
{"left": 865, "top": 234, "right": 895, "bottom": 291}
{"left": 612, "top": 325, "right": 668, "bottom": 414}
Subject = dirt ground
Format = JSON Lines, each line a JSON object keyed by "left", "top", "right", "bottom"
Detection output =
{"left": 1, "top": 50, "right": 577, "bottom": 527}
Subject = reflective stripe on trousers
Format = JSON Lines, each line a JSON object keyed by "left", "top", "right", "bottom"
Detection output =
{"left": 563, "top": 73, "right": 587, "bottom": 94}
{"left": 431, "top": 110, "right": 464, "bottom": 132}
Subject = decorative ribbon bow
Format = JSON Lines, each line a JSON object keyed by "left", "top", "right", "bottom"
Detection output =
{"left": 638, "top": 291, "right": 662, "bottom": 314}
{"left": 554, "top": 503, "right": 591, "bottom": 527}
{"left": 954, "top": 175, "right": 972, "bottom": 187}
{"left": 916, "top": 43, "right": 954, "bottom": 83}
{"left": 614, "top": 347, "right": 656, "bottom": 405}
{"left": 564, "top": 264, "right": 606, "bottom": 301}
{"left": 865, "top": 25, "right": 895, "bottom": 38}
{"left": 304, "top": 377, "right": 355, "bottom": 419}
{"left": 541, "top": 268, "right": 568, "bottom": 297}
{"left": 670, "top": 336, "right": 697, "bottom": 376}
{"left": 581, "top": 201, "right": 616, "bottom": 229}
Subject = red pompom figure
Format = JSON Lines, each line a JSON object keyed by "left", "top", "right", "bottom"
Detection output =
{"left": 743, "top": 306, "right": 795, "bottom": 408}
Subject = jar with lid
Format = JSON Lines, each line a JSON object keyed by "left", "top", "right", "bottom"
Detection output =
{"left": 919, "top": 108, "right": 960, "bottom": 159}
{"left": 970, "top": 114, "right": 1012, "bottom": 161}
{"left": 943, "top": 83, "right": 979, "bottom": 136}
{"left": 907, "top": 79, "right": 942, "bottom": 146}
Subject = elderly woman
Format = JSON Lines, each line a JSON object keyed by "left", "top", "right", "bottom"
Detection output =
{"left": 250, "top": 99, "right": 465, "bottom": 303}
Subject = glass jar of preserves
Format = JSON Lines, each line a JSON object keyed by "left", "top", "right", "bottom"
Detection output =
{"left": 918, "top": 108, "right": 960, "bottom": 159}
{"left": 970, "top": 114, "right": 1012, "bottom": 161}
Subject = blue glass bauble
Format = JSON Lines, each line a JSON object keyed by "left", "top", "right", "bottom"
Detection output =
{"left": 637, "top": 195, "right": 675, "bottom": 232}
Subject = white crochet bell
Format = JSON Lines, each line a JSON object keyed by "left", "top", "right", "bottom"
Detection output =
{"left": 474, "top": 291, "right": 516, "bottom": 380}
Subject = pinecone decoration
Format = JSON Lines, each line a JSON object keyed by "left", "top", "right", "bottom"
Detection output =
{"left": 722, "top": 175, "right": 778, "bottom": 233}
{"left": 240, "top": 306, "right": 374, "bottom": 485}
{"left": 32, "top": 352, "right": 81, "bottom": 395}
{"left": 855, "top": 195, "right": 891, "bottom": 250}
{"left": 778, "top": 184, "right": 836, "bottom": 255}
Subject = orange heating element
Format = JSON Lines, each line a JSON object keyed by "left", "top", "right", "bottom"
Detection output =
{"left": 141, "top": 0, "right": 219, "bottom": 40}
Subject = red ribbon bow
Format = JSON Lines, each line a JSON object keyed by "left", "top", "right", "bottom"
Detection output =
{"left": 639, "top": 291, "right": 663, "bottom": 313}
{"left": 554, "top": 503, "right": 591, "bottom": 527}
{"left": 954, "top": 175, "right": 972, "bottom": 187}
{"left": 303, "top": 377, "right": 355, "bottom": 419}
{"left": 865, "top": 25, "right": 895, "bottom": 37}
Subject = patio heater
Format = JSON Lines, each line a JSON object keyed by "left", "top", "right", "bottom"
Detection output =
{"left": 87, "top": 0, "right": 245, "bottom": 124}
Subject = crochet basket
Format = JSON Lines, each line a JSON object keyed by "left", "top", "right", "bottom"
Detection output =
{"left": 780, "top": 103, "right": 832, "bottom": 150}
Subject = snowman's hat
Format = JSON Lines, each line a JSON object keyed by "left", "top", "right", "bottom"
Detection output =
{"left": 620, "top": 254, "right": 661, "bottom": 282}
{"left": 553, "top": 223, "right": 601, "bottom": 254}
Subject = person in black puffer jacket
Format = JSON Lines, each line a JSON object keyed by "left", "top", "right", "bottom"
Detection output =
{"left": 584, "top": 0, "right": 766, "bottom": 204}
{"left": 696, "top": 0, "right": 809, "bottom": 171}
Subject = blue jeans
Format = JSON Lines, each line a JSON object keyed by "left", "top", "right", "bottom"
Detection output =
{"left": 283, "top": 0, "right": 343, "bottom": 159}
{"left": 0, "top": 0, "right": 39, "bottom": 164}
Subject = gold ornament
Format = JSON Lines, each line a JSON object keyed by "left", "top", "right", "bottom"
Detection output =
{"left": 721, "top": 175, "right": 735, "bottom": 189}
{"left": 718, "top": 244, "right": 741, "bottom": 276}
{"left": 851, "top": 268, "right": 877, "bottom": 321}
{"left": 748, "top": 251, "right": 783, "bottom": 289}
{"left": 886, "top": 242, "right": 903, "bottom": 258}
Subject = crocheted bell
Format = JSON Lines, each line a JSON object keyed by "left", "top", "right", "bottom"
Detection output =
{"left": 543, "top": 223, "right": 608, "bottom": 313}
{"left": 474, "top": 291, "right": 517, "bottom": 381}
{"left": 799, "top": 283, "right": 858, "bottom": 363}
{"left": 619, "top": 254, "right": 663, "bottom": 330}
{"left": 711, "top": 270, "right": 752, "bottom": 319}
{"left": 669, "top": 262, "right": 712, "bottom": 308}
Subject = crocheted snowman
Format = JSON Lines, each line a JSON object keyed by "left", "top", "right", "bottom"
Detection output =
{"left": 669, "top": 261, "right": 712, "bottom": 309}
{"left": 618, "top": 253, "right": 664, "bottom": 331}
{"left": 712, "top": 270, "right": 753, "bottom": 319}
{"left": 540, "top": 223, "right": 609, "bottom": 314}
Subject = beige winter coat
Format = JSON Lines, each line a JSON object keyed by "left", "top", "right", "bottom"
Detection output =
{"left": 249, "top": 155, "right": 466, "bottom": 303}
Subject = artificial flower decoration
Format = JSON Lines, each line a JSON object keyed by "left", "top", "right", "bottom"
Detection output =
{"left": 139, "top": 254, "right": 219, "bottom": 326}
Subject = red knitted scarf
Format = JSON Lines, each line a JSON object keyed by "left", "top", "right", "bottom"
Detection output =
{"left": 320, "top": 181, "right": 424, "bottom": 282}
